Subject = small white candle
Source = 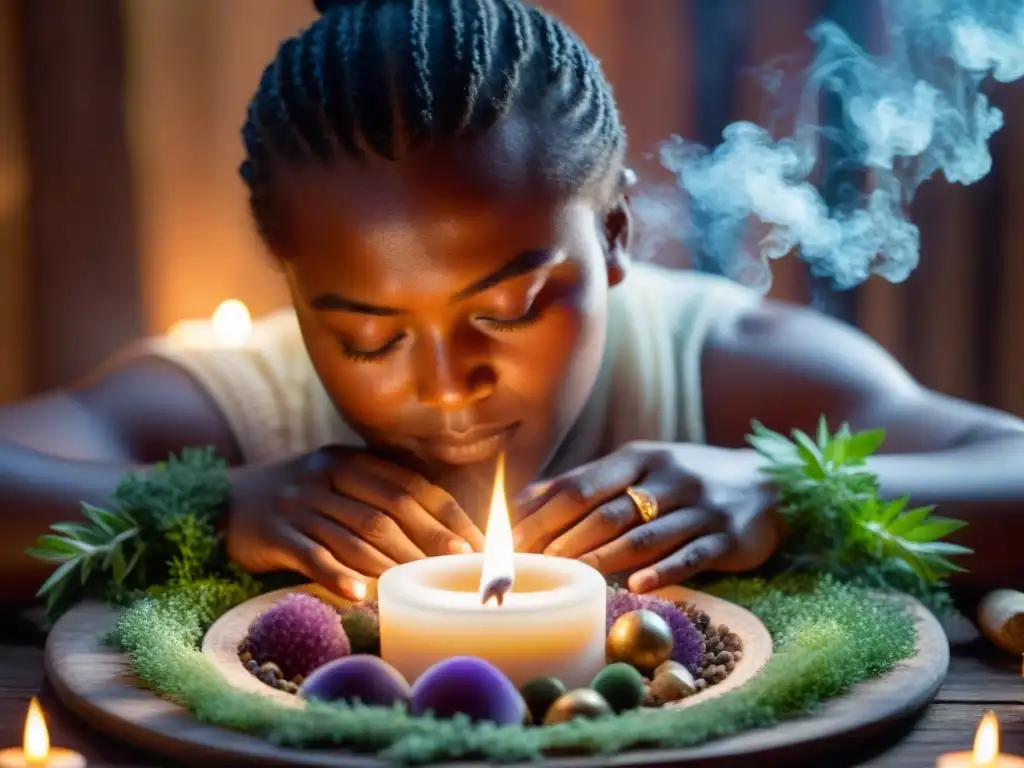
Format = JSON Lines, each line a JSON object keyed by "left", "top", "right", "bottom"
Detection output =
{"left": 0, "top": 698, "right": 86, "bottom": 768}
{"left": 936, "top": 712, "right": 1024, "bottom": 767}
{"left": 378, "top": 456, "right": 607, "bottom": 688}
{"left": 168, "top": 299, "right": 252, "bottom": 348}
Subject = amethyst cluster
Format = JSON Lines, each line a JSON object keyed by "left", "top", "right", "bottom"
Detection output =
{"left": 246, "top": 593, "right": 351, "bottom": 679}
{"left": 606, "top": 588, "right": 703, "bottom": 673}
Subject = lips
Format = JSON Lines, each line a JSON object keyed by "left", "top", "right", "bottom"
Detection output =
{"left": 417, "top": 423, "right": 519, "bottom": 465}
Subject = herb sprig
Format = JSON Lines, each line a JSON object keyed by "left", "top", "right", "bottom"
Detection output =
{"left": 747, "top": 417, "right": 972, "bottom": 609}
{"left": 27, "top": 447, "right": 234, "bottom": 622}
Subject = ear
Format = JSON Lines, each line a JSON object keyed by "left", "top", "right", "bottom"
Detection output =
{"left": 602, "top": 195, "right": 631, "bottom": 288}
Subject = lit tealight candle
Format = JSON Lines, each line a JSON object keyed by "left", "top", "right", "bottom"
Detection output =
{"left": 168, "top": 299, "right": 252, "bottom": 348}
{"left": 936, "top": 711, "right": 1024, "bottom": 767}
{"left": 0, "top": 697, "right": 86, "bottom": 768}
{"left": 377, "top": 455, "right": 607, "bottom": 688}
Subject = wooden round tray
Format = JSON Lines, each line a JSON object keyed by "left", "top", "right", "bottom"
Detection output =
{"left": 45, "top": 587, "right": 948, "bottom": 767}
{"left": 201, "top": 584, "right": 773, "bottom": 712}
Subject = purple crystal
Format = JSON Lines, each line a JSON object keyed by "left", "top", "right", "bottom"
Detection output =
{"left": 410, "top": 656, "right": 525, "bottom": 725}
{"left": 246, "top": 593, "right": 350, "bottom": 679}
{"left": 606, "top": 588, "right": 703, "bottom": 673}
{"left": 299, "top": 655, "right": 411, "bottom": 707}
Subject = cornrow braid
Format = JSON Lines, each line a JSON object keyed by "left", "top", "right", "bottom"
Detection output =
{"left": 242, "top": 0, "right": 626, "bottom": 249}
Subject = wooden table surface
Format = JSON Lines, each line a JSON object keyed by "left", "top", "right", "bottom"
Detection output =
{"left": 0, "top": 607, "right": 1021, "bottom": 767}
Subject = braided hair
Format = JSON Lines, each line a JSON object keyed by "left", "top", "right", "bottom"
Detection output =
{"left": 240, "top": 0, "right": 626, "bottom": 249}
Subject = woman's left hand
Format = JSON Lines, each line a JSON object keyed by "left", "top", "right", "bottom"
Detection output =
{"left": 511, "top": 442, "right": 782, "bottom": 592}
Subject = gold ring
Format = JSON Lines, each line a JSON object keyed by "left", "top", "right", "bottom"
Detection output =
{"left": 625, "top": 486, "right": 658, "bottom": 523}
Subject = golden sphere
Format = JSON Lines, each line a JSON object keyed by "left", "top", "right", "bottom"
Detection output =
{"left": 606, "top": 609, "right": 674, "bottom": 673}
{"left": 542, "top": 689, "right": 613, "bottom": 725}
{"left": 649, "top": 665, "right": 698, "bottom": 703}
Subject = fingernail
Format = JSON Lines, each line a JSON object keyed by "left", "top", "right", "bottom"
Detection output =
{"left": 629, "top": 571, "right": 656, "bottom": 593}
{"left": 543, "top": 542, "right": 563, "bottom": 557}
{"left": 512, "top": 531, "right": 524, "bottom": 550}
{"left": 451, "top": 540, "right": 473, "bottom": 555}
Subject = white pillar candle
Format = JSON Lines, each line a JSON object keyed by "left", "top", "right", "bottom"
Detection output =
{"left": 378, "top": 552, "right": 606, "bottom": 688}
{"left": 377, "top": 454, "right": 607, "bottom": 688}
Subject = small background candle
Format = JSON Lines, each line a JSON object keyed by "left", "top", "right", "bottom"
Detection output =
{"left": 936, "top": 711, "right": 1024, "bottom": 767}
{"left": 168, "top": 298, "right": 252, "bottom": 348}
{"left": 0, "top": 697, "right": 86, "bottom": 768}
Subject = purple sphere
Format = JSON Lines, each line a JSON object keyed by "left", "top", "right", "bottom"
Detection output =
{"left": 410, "top": 657, "right": 525, "bottom": 725}
{"left": 298, "top": 655, "right": 412, "bottom": 707}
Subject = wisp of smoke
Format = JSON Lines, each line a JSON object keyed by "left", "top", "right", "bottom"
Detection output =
{"left": 636, "top": 0, "right": 1024, "bottom": 292}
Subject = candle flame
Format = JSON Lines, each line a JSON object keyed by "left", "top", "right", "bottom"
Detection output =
{"left": 211, "top": 299, "right": 252, "bottom": 346}
{"left": 479, "top": 452, "right": 515, "bottom": 606}
{"left": 23, "top": 696, "right": 49, "bottom": 761}
{"left": 973, "top": 711, "right": 999, "bottom": 765}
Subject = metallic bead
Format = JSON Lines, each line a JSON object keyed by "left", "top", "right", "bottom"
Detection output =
{"left": 606, "top": 609, "right": 674, "bottom": 673}
{"left": 543, "top": 689, "right": 613, "bottom": 725}
{"left": 649, "top": 665, "right": 698, "bottom": 703}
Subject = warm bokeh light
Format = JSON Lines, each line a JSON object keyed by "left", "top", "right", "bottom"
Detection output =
{"left": 211, "top": 299, "right": 252, "bottom": 346}
{"left": 974, "top": 711, "right": 999, "bottom": 765}
{"left": 479, "top": 453, "right": 515, "bottom": 605}
{"left": 23, "top": 696, "right": 49, "bottom": 762}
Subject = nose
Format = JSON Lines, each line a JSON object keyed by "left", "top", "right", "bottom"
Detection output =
{"left": 414, "top": 328, "right": 495, "bottom": 410}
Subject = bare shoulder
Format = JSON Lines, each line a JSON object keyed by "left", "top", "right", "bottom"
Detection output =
{"left": 699, "top": 297, "right": 919, "bottom": 447}
{"left": 699, "top": 297, "right": 1024, "bottom": 451}
{"left": 0, "top": 350, "right": 242, "bottom": 464}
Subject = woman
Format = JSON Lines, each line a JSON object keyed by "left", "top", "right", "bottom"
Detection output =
{"left": 1, "top": 0, "right": 1022, "bottom": 604}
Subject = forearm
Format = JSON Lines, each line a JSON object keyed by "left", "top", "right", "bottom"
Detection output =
{"left": 737, "top": 433, "right": 1024, "bottom": 591}
{"left": 0, "top": 440, "right": 143, "bottom": 602}
{"left": 866, "top": 437, "right": 1024, "bottom": 590}
{"left": 0, "top": 440, "right": 268, "bottom": 605}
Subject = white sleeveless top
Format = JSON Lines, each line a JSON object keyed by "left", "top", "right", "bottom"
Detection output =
{"left": 146, "top": 263, "right": 759, "bottom": 475}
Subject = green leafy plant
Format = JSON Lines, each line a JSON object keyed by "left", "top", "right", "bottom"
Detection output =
{"left": 746, "top": 416, "right": 973, "bottom": 609}
{"left": 27, "top": 447, "right": 234, "bottom": 622}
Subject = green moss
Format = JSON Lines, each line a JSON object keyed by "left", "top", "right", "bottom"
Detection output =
{"left": 107, "top": 573, "right": 917, "bottom": 764}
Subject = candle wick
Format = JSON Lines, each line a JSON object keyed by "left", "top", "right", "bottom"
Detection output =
{"left": 480, "top": 575, "right": 512, "bottom": 607}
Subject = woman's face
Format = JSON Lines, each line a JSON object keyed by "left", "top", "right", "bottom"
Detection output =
{"left": 272, "top": 120, "right": 627, "bottom": 500}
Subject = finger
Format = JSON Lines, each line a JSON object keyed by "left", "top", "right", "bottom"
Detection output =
{"left": 274, "top": 523, "right": 370, "bottom": 601}
{"left": 296, "top": 511, "right": 396, "bottom": 577}
{"left": 544, "top": 475, "right": 697, "bottom": 558}
{"left": 628, "top": 532, "right": 732, "bottom": 593}
{"left": 512, "top": 453, "right": 646, "bottom": 554}
{"left": 331, "top": 468, "right": 473, "bottom": 557}
{"left": 512, "top": 480, "right": 556, "bottom": 515}
{"left": 543, "top": 494, "right": 638, "bottom": 558}
{"left": 578, "top": 507, "right": 714, "bottom": 575}
{"left": 301, "top": 486, "right": 427, "bottom": 564}
{"left": 354, "top": 455, "right": 486, "bottom": 552}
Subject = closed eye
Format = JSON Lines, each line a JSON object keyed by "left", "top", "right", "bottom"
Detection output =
{"left": 338, "top": 333, "right": 406, "bottom": 362}
{"left": 479, "top": 302, "right": 545, "bottom": 331}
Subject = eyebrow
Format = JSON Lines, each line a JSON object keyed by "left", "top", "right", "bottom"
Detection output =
{"left": 309, "top": 249, "right": 555, "bottom": 316}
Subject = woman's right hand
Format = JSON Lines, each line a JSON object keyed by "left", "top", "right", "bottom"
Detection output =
{"left": 227, "top": 446, "right": 485, "bottom": 600}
